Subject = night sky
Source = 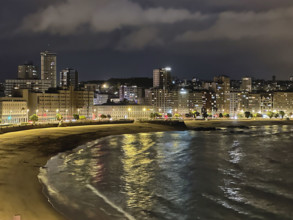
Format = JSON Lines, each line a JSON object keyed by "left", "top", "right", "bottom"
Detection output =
{"left": 1, "top": 0, "right": 293, "bottom": 81}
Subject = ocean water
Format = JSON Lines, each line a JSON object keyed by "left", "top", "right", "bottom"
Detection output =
{"left": 39, "top": 125, "right": 293, "bottom": 220}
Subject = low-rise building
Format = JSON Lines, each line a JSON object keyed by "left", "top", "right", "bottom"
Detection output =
{"left": 94, "top": 93, "right": 109, "bottom": 105}
{"left": 22, "top": 87, "right": 94, "bottom": 121}
{"left": 93, "top": 105, "right": 153, "bottom": 120}
{"left": 0, "top": 97, "right": 28, "bottom": 124}
{"left": 119, "top": 85, "right": 144, "bottom": 104}
{"left": 5, "top": 79, "right": 52, "bottom": 97}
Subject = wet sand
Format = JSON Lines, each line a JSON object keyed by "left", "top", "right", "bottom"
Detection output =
{"left": 0, "top": 119, "right": 292, "bottom": 219}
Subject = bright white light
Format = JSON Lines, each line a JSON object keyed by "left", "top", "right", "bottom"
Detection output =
{"left": 164, "top": 67, "right": 171, "bottom": 71}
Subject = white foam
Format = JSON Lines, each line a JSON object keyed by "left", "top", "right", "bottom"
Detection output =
{"left": 86, "top": 184, "right": 136, "bottom": 220}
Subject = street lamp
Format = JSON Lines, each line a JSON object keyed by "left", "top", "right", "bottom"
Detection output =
{"left": 27, "top": 109, "right": 29, "bottom": 122}
{"left": 128, "top": 107, "right": 131, "bottom": 119}
{"left": 46, "top": 109, "right": 48, "bottom": 122}
{"left": 9, "top": 110, "right": 12, "bottom": 123}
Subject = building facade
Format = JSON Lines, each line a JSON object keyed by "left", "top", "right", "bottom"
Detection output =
{"left": 18, "top": 62, "right": 38, "bottom": 79}
{"left": 60, "top": 68, "right": 79, "bottom": 89}
{"left": 94, "top": 93, "right": 109, "bottom": 105}
{"left": 93, "top": 105, "right": 153, "bottom": 120}
{"left": 119, "top": 85, "right": 143, "bottom": 104}
{"left": 5, "top": 79, "right": 52, "bottom": 97}
{"left": 153, "top": 68, "right": 172, "bottom": 88}
{"left": 273, "top": 92, "right": 293, "bottom": 114}
{"left": 41, "top": 50, "right": 57, "bottom": 88}
{"left": 0, "top": 97, "right": 28, "bottom": 124}
{"left": 22, "top": 88, "right": 94, "bottom": 121}
{"left": 241, "top": 77, "right": 252, "bottom": 92}
{"left": 214, "top": 75, "right": 231, "bottom": 113}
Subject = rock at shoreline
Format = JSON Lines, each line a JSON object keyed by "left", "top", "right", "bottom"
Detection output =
{"left": 193, "top": 127, "right": 221, "bottom": 131}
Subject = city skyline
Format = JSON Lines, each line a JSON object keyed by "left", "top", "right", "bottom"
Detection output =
{"left": 2, "top": 1, "right": 293, "bottom": 81}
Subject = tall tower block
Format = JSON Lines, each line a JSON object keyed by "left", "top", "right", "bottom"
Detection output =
{"left": 41, "top": 50, "right": 57, "bottom": 88}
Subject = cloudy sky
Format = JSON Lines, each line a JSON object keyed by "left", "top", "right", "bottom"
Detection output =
{"left": 1, "top": 0, "right": 293, "bottom": 81}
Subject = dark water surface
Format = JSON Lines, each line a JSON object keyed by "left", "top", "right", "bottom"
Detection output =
{"left": 39, "top": 125, "right": 293, "bottom": 220}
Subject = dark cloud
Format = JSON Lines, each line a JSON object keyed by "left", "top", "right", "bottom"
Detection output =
{"left": 20, "top": 0, "right": 204, "bottom": 35}
{"left": 1, "top": 0, "right": 293, "bottom": 81}
{"left": 176, "top": 7, "right": 293, "bottom": 42}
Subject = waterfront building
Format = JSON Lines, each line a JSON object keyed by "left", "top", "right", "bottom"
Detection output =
{"left": 151, "top": 88, "right": 177, "bottom": 114}
{"left": 93, "top": 105, "right": 153, "bottom": 120}
{"left": 214, "top": 75, "right": 231, "bottom": 113}
{"left": 0, "top": 97, "right": 28, "bottom": 124}
{"left": 41, "top": 50, "right": 57, "bottom": 88}
{"left": 260, "top": 93, "right": 273, "bottom": 113}
{"left": 178, "top": 88, "right": 190, "bottom": 113}
{"left": 18, "top": 61, "right": 38, "bottom": 79}
{"left": 188, "top": 90, "right": 204, "bottom": 112}
{"left": 273, "top": 92, "right": 293, "bottom": 114}
{"left": 4, "top": 79, "right": 52, "bottom": 97}
{"left": 247, "top": 93, "right": 261, "bottom": 113}
{"left": 230, "top": 92, "right": 241, "bottom": 117}
{"left": 21, "top": 87, "right": 94, "bottom": 121}
{"left": 60, "top": 68, "right": 79, "bottom": 89}
{"left": 150, "top": 87, "right": 216, "bottom": 115}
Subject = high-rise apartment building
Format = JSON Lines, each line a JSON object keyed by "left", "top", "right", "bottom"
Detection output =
{"left": 41, "top": 50, "right": 57, "bottom": 88}
{"left": 18, "top": 62, "right": 38, "bottom": 79}
{"left": 260, "top": 93, "right": 273, "bottom": 113}
{"left": 229, "top": 92, "right": 241, "bottom": 117}
{"left": 241, "top": 77, "right": 252, "bottom": 92}
{"left": 119, "top": 85, "right": 143, "bottom": 104}
{"left": 60, "top": 68, "right": 79, "bottom": 89}
{"left": 214, "top": 75, "right": 230, "bottom": 113}
{"left": 273, "top": 92, "right": 293, "bottom": 113}
{"left": 153, "top": 67, "right": 172, "bottom": 88}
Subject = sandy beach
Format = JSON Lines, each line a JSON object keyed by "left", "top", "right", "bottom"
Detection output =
{"left": 0, "top": 123, "right": 180, "bottom": 220}
{"left": 0, "top": 119, "right": 292, "bottom": 220}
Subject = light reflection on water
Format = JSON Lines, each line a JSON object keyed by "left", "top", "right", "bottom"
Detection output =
{"left": 39, "top": 126, "right": 293, "bottom": 220}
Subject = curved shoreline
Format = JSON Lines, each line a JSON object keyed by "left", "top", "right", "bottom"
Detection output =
{"left": 1, "top": 120, "right": 293, "bottom": 219}
{"left": 0, "top": 122, "right": 180, "bottom": 220}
